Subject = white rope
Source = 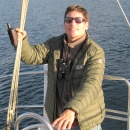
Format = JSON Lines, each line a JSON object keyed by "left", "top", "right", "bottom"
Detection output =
{"left": 6, "top": 0, "right": 29, "bottom": 128}
{"left": 116, "top": 0, "right": 130, "bottom": 27}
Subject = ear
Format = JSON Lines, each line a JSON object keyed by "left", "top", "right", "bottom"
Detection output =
{"left": 85, "top": 22, "right": 89, "bottom": 30}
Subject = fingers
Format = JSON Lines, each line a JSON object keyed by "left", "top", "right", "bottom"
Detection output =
{"left": 16, "top": 28, "right": 24, "bottom": 33}
{"left": 52, "top": 119, "right": 72, "bottom": 130}
{"left": 67, "top": 121, "right": 73, "bottom": 129}
{"left": 52, "top": 118, "right": 59, "bottom": 127}
{"left": 61, "top": 120, "right": 72, "bottom": 129}
{"left": 16, "top": 28, "right": 27, "bottom": 40}
{"left": 52, "top": 109, "right": 75, "bottom": 130}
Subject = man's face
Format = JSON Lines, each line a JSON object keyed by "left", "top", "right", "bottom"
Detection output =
{"left": 64, "top": 11, "right": 89, "bottom": 42}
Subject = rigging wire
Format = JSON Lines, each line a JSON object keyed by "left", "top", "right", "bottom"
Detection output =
{"left": 116, "top": 0, "right": 130, "bottom": 27}
{"left": 5, "top": 0, "right": 29, "bottom": 130}
{"left": 4, "top": 0, "right": 129, "bottom": 129}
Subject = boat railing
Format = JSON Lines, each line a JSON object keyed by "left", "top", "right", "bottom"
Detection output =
{"left": 14, "top": 112, "right": 53, "bottom": 130}
{"left": 104, "top": 75, "right": 130, "bottom": 130}
{"left": 0, "top": 64, "right": 130, "bottom": 130}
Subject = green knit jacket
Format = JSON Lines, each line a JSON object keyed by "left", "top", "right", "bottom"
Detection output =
{"left": 21, "top": 33, "right": 105, "bottom": 130}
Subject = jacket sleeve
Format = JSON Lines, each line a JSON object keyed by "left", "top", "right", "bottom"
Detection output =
{"left": 21, "top": 36, "right": 50, "bottom": 65}
{"left": 64, "top": 45, "right": 105, "bottom": 114}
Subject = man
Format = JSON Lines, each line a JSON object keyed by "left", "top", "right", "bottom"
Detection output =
{"left": 16, "top": 5, "right": 105, "bottom": 130}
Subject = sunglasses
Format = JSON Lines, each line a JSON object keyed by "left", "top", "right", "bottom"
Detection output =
{"left": 64, "top": 17, "right": 86, "bottom": 24}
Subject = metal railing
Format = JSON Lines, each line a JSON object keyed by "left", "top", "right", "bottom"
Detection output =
{"left": 0, "top": 65, "right": 130, "bottom": 129}
{"left": 14, "top": 112, "right": 53, "bottom": 130}
{"left": 104, "top": 75, "right": 130, "bottom": 130}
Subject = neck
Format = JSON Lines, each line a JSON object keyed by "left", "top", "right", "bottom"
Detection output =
{"left": 67, "top": 34, "right": 86, "bottom": 43}
{"left": 68, "top": 38, "right": 79, "bottom": 43}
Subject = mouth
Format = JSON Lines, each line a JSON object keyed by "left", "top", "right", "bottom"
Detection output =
{"left": 69, "top": 28, "right": 77, "bottom": 31}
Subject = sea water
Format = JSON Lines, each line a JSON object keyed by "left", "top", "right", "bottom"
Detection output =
{"left": 0, "top": 0, "right": 130, "bottom": 129}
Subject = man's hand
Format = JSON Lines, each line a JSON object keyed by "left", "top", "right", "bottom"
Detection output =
{"left": 52, "top": 109, "right": 75, "bottom": 130}
{"left": 16, "top": 28, "right": 26, "bottom": 42}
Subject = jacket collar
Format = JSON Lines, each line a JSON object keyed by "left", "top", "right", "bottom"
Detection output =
{"left": 53, "top": 32, "right": 90, "bottom": 62}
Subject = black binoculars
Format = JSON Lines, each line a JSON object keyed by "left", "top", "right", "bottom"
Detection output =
{"left": 57, "top": 59, "right": 72, "bottom": 80}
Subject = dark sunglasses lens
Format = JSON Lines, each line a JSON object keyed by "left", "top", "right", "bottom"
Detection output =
{"left": 75, "top": 18, "right": 84, "bottom": 23}
{"left": 64, "top": 17, "right": 72, "bottom": 23}
{"left": 65, "top": 17, "right": 85, "bottom": 23}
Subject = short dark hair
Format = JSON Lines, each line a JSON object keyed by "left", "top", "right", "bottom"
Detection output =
{"left": 64, "top": 5, "right": 89, "bottom": 22}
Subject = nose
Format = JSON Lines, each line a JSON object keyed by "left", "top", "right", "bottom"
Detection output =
{"left": 70, "top": 19, "right": 77, "bottom": 25}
